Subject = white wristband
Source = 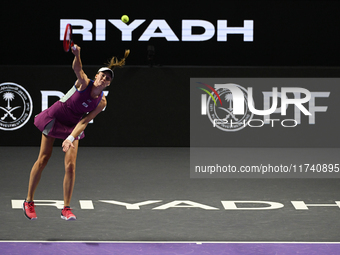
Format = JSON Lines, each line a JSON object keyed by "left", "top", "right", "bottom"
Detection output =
{"left": 66, "top": 135, "right": 75, "bottom": 143}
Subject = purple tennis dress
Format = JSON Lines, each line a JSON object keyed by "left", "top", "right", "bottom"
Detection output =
{"left": 34, "top": 80, "right": 103, "bottom": 140}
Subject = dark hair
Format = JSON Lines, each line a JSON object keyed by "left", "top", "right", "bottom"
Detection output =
{"left": 107, "top": 49, "right": 130, "bottom": 70}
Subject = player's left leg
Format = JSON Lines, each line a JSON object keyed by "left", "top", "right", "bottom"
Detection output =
{"left": 61, "top": 139, "right": 79, "bottom": 220}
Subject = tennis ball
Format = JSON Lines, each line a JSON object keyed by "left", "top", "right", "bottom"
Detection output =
{"left": 121, "top": 15, "right": 129, "bottom": 23}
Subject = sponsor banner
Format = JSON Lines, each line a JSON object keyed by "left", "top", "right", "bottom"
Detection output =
{"left": 1, "top": 67, "right": 340, "bottom": 147}
{"left": 59, "top": 19, "right": 254, "bottom": 42}
{"left": 0, "top": 65, "right": 191, "bottom": 147}
{"left": 2, "top": 1, "right": 340, "bottom": 66}
{"left": 190, "top": 78, "right": 339, "bottom": 178}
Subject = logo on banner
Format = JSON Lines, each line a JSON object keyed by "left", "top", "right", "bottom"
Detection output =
{"left": 0, "top": 82, "right": 33, "bottom": 131}
{"left": 198, "top": 81, "right": 330, "bottom": 132}
{"left": 198, "top": 82, "right": 253, "bottom": 131}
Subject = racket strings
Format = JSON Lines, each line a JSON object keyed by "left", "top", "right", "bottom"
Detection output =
{"left": 63, "top": 24, "right": 73, "bottom": 52}
{"left": 66, "top": 28, "right": 71, "bottom": 40}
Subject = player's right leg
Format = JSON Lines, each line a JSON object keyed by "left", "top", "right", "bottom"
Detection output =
{"left": 23, "top": 134, "right": 55, "bottom": 220}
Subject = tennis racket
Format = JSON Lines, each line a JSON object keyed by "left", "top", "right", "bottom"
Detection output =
{"left": 63, "top": 23, "right": 76, "bottom": 52}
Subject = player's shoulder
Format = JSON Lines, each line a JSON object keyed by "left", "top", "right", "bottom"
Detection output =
{"left": 75, "top": 79, "right": 93, "bottom": 91}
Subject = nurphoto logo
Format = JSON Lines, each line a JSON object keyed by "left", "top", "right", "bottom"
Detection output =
{"left": 198, "top": 81, "right": 329, "bottom": 132}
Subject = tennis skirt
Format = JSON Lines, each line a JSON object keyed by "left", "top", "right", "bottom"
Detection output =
{"left": 34, "top": 103, "right": 84, "bottom": 140}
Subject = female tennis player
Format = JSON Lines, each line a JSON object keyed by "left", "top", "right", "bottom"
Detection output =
{"left": 23, "top": 44, "right": 129, "bottom": 220}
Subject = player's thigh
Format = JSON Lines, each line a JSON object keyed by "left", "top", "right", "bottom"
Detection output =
{"left": 38, "top": 134, "right": 55, "bottom": 160}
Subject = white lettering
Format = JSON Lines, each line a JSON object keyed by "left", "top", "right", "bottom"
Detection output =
{"left": 248, "top": 87, "right": 278, "bottom": 115}
{"left": 214, "top": 84, "right": 245, "bottom": 114}
{"left": 217, "top": 20, "right": 254, "bottom": 41}
{"left": 41, "top": 91, "right": 64, "bottom": 111}
{"left": 308, "top": 92, "right": 330, "bottom": 124}
{"left": 221, "top": 201, "right": 284, "bottom": 210}
{"left": 139, "top": 20, "right": 179, "bottom": 41}
{"left": 281, "top": 88, "right": 311, "bottom": 116}
{"left": 12, "top": 199, "right": 64, "bottom": 209}
{"left": 79, "top": 200, "right": 94, "bottom": 209}
{"left": 182, "top": 20, "right": 215, "bottom": 41}
{"left": 60, "top": 19, "right": 254, "bottom": 42}
{"left": 247, "top": 119, "right": 264, "bottom": 127}
{"left": 60, "top": 19, "right": 93, "bottom": 41}
{"left": 153, "top": 200, "right": 219, "bottom": 210}
{"left": 96, "top": 19, "right": 106, "bottom": 41}
{"left": 109, "top": 19, "right": 145, "bottom": 41}
{"left": 99, "top": 200, "right": 162, "bottom": 209}
{"left": 263, "top": 92, "right": 285, "bottom": 124}
{"left": 281, "top": 119, "right": 297, "bottom": 127}
{"left": 12, "top": 199, "right": 340, "bottom": 211}
{"left": 291, "top": 201, "right": 340, "bottom": 210}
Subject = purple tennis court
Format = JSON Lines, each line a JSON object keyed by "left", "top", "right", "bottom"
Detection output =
{"left": 1, "top": 242, "right": 340, "bottom": 255}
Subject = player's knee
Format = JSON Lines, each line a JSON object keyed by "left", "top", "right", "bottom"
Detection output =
{"left": 65, "top": 161, "right": 76, "bottom": 173}
{"left": 37, "top": 153, "right": 51, "bottom": 168}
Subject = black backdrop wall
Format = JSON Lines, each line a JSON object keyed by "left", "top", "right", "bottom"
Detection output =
{"left": 1, "top": 1, "right": 340, "bottom": 147}
{"left": 1, "top": 66, "right": 339, "bottom": 147}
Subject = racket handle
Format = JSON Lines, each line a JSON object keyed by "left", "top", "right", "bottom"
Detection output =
{"left": 72, "top": 45, "right": 76, "bottom": 50}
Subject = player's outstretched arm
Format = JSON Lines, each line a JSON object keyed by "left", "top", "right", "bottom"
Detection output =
{"left": 71, "top": 45, "right": 90, "bottom": 90}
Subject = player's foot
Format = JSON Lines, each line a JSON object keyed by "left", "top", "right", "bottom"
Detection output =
{"left": 23, "top": 201, "right": 37, "bottom": 220}
{"left": 61, "top": 206, "right": 76, "bottom": 221}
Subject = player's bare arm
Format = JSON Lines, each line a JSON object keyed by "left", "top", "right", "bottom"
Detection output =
{"left": 71, "top": 45, "right": 90, "bottom": 91}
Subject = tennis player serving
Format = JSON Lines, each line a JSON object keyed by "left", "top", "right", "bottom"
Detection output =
{"left": 23, "top": 44, "right": 129, "bottom": 220}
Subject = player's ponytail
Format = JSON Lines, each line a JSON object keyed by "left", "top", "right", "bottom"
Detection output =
{"left": 107, "top": 49, "right": 130, "bottom": 70}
